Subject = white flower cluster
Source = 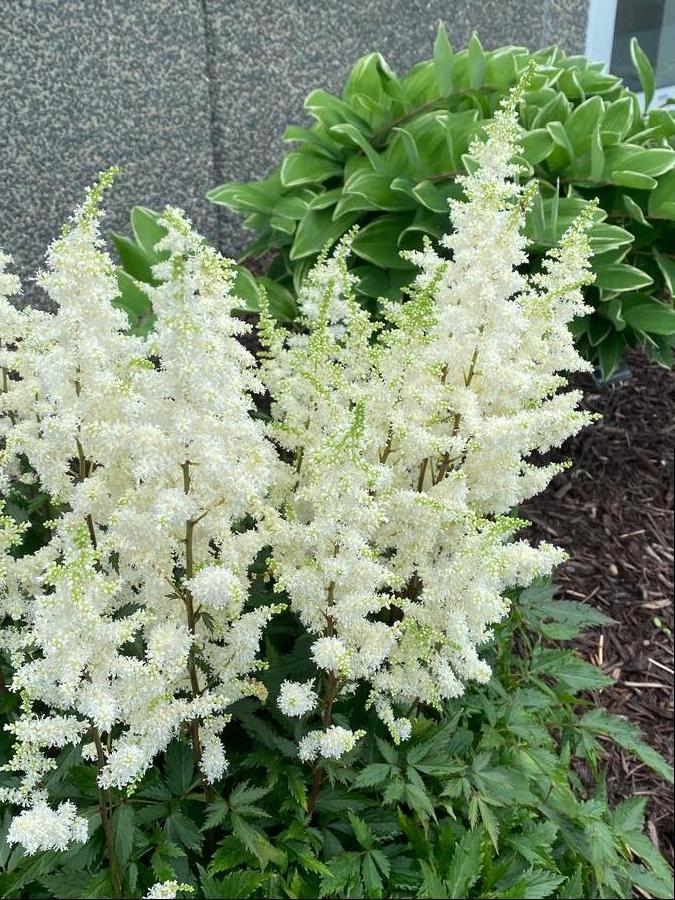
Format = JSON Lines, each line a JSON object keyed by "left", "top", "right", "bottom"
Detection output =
{"left": 145, "top": 882, "right": 194, "bottom": 900}
{"left": 0, "top": 73, "right": 596, "bottom": 850}
{"left": 0, "top": 175, "right": 280, "bottom": 852}
{"left": 262, "top": 74, "right": 596, "bottom": 754}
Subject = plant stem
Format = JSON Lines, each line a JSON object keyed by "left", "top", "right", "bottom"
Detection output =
{"left": 181, "top": 461, "right": 215, "bottom": 801}
{"left": 91, "top": 726, "right": 122, "bottom": 899}
{"left": 307, "top": 598, "right": 340, "bottom": 819}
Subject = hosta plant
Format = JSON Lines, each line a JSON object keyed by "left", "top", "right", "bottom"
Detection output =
{"left": 0, "top": 79, "right": 672, "bottom": 900}
{"left": 205, "top": 29, "right": 675, "bottom": 379}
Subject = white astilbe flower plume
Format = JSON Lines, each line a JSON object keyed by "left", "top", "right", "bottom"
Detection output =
{"left": 0, "top": 174, "right": 281, "bottom": 852}
{"left": 262, "top": 70, "right": 597, "bottom": 754}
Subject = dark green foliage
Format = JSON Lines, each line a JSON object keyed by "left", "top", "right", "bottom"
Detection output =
{"left": 204, "top": 31, "right": 675, "bottom": 379}
{"left": 2, "top": 580, "right": 672, "bottom": 898}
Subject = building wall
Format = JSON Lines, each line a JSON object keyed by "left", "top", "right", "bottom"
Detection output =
{"left": 0, "top": 0, "right": 589, "bottom": 306}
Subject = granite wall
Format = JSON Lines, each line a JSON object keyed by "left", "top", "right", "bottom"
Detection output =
{"left": 0, "top": 0, "right": 590, "bottom": 306}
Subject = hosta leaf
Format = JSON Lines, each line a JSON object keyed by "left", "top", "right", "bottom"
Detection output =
{"left": 111, "top": 232, "right": 155, "bottom": 284}
{"left": 352, "top": 214, "right": 414, "bottom": 269}
{"left": 207, "top": 178, "right": 281, "bottom": 213}
{"left": 228, "top": 265, "right": 259, "bottom": 312}
{"left": 281, "top": 152, "right": 342, "bottom": 187}
{"left": 546, "top": 120, "right": 574, "bottom": 163}
{"left": 521, "top": 128, "right": 554, "bottom": 165}
{"left": 621, "top": 194, "right": 651, "bottom": 227}
{"left": 654, "top": 249, "right": 675, "bottom": 295}
{"left": 630, "top": 37, "right": 655, "bottom": 108}
{"left": 598, "top": 332, "right": 626, "bottom": 380}
{"left": 565, "top": 95, "right": 604, "bottom": 153}
{"left": 304, "top": 89, "right": 373, "bottom": 133}
{"left": 649, "top": 170, "right": 675, "bottom": 218}
{"left": 602, "top": 97, "right": 633, "bottom": 139}
{"left": 433, "top": 23, "right": 455, "bottom": 96}
{"left": 623, "top": 299, "right": 675, "bottom": 335}
{"left": 130, "top": 206, "right": 167, "bottom": 260}
{"left": 113, "top": 271, "right": 154, "bottom": 336}
{"left": 467, "top": 33, "right": 486, "bottom": 90}
{"left": 291, "top": 208, "right": 360, "bottom": 260}
{"left": 610, "top": 170, "right": 657, "bottom": 190}
{"left": 595, "top": 263, "right": 653, "bottom": 292}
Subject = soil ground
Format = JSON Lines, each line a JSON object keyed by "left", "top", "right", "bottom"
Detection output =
{"left": 523, "top": 350, "right": 674, "bottom": 866}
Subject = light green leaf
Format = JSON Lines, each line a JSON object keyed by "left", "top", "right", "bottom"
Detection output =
{"left": 630, "top": 37, "right": 655, "bottom": 109}
{"left": 610, "top": 170, "right": 658, "bottom": 190}
{"left": 467, "top": 33, "right": 486, "bottom": 90}
{"left": 433, "top": 23, "right": 454, "bottom": 96}
{"left": 654, "top": 249, "right": 675, "bottom": 296}
{"left": 565, "top": 95, "right": 604, "bottom": 153}
{"left": 595, "top": 263, "right": 654, "bottom": 292}
{"left": 623, "top": 300, "right": 675, "bottom": 335}
{"left": 598, "top": 332, "right": 626, "bottom": 380}
{"left": 649, "top": 170, "right": 675, "bottom": 218}
{"left": 521, "top": 128, "right": 554, "bottom": 165}
{"left": 352, "top": 213, "right": 414, "bottom": 269}
{"left": 546, "top": 120, "right": 574, "bottom": 163}
{"left": 590, "top": 125, "right": 605, "bottom": 181}
{"left": 621, "top": 194, "right": 651, "bottom": 227}
{"left": 281, "top": 152, "right": 342, "bottom": 187}
{"left": 291, "top": 207, "right": 360, "bottom": 260}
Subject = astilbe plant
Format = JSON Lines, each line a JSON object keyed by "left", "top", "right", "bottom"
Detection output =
{"left": 1, "top": 77, "right": 665, "bottom": 900}
{"left": 0, "top": 178, "right": 280, "bottom": 891}
{"left": 260, "top": 75, "right": 597, "bottom": 784}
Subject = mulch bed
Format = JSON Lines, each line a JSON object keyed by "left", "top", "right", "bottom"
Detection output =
{"left": 522, "top": 349, "right": 675, "bottom": 866}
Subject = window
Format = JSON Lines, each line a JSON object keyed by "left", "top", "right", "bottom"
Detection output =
{"left": 586, "top": 0, "right": 675, "bottom": 104}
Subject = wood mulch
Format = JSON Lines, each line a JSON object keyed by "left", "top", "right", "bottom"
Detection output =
{"left": 522, "top": 349, "right": 674, "bottom": 866}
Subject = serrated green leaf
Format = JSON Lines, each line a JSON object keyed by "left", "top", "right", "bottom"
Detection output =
{"left": 445, "top": 827, "right": 484, "bottom": 896}
{"left": 580, "top": 709, "right": 674, "bottom": 783}
{"left": 200, "top": 867, "right": 262, "bottom": 900}
{"left": 111, "top": 803, "right": 135, "bottom": 871}
{"left": 165, "top": 741, "right": 195, "bottom": 796}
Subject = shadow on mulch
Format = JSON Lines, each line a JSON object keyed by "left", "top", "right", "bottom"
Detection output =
{"left": 522, "top": 349, "right": 674, "bottom": 866}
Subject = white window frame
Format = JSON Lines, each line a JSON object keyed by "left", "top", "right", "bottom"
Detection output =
{"left": 585, "top": 0, "right": 675, "bottom": 106}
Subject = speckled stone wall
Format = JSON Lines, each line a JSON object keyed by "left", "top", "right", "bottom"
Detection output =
{"left": 0, "top": 0, "right": 218, "bottom": 307}
{"left": 1, "top": 0, "right": 590, "bottom": 305}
